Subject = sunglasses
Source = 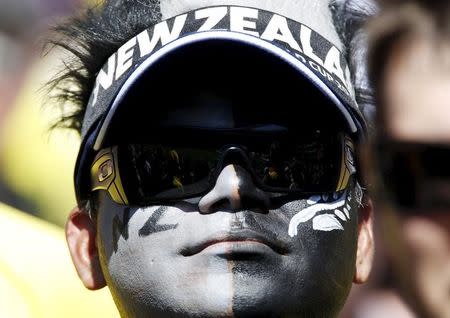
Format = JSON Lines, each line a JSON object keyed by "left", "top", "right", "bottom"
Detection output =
{"left": 90, "top": 133, "right": 356, "bottom": 206}
{"left": 376, "top": 140, "right": 450, "bottom": 210}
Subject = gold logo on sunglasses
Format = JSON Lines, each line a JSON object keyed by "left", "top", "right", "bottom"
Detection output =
{"left": 91, "top": 147, "right": 129, "bottom": 205}
{"left": 99, "top": 160, "right": 113, "bottom": 182}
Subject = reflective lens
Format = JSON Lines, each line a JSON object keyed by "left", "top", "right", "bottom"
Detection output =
{"left": 91, "top": 133, "right": 354, "bottom": 206}
{"left": 119, "top": 145, "right": 217, "bottom": 203}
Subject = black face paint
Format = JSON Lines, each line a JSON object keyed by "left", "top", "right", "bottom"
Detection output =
{"left": 231, "top": 213, "right": 264, "bottom": 232}
{"left": 139, "top": 206, "right": 178, "bottom": 236}
{"left": 112, "top": 207, "right": 131, "bottom": 252}
{"left": 229, "top": 168, "right": 359, "bottom": 317}
{"left": 95, "top": 167, "right": 361, "bottom": 318}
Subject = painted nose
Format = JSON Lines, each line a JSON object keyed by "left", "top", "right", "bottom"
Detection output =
{"left": 198, "top": 164, "right": 270, "bottom": 213}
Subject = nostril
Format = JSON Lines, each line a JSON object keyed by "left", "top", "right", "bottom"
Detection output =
{"left": 204, "top": 197, "right": 268, "bottom": 213}
{"left": 209, "top": 198, "right": 232, "bottom": 212}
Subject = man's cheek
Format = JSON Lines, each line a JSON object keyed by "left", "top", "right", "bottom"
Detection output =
{"left": 286, "top": 183, "right": 362, "bottom": 238}
{"left": 137, "top": 206, "right": 178, "bottom": 236}
{"left": 97, "top": 204, "right": 177, "bottom": 263}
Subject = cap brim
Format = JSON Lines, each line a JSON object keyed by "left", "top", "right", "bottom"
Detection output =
{"left": 93, "top": 31, "right": 361, "bottom": 150}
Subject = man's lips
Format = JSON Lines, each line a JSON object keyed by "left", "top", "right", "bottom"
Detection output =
{"left": 180, "top": 229, "right": 289, "bottom": 256}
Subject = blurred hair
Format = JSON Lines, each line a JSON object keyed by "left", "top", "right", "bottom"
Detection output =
{"left": 45, "top": 0, "right": 161, "bottom": 133}
{"left": 330, "top": 0, "right": 378, "bottom": 129}
{"left": 377, "top": 0, "right": 450, "bottom": 28}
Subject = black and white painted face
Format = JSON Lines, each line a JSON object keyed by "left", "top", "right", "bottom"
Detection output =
{"left": 95, "top": 159, "right": 363, "bottom": 317}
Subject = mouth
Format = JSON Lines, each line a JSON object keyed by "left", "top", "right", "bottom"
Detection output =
{"left": 180, "top": 229, "right": 289, "bottom": 257}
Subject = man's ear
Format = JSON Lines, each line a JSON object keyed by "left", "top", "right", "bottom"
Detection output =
{"left": 66, "top": 206, "right": 106, "bottom": 290}
{"left": 353, "top": 197, "right": 375, "bottom": 284}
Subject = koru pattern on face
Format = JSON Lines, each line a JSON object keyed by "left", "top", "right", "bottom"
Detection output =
{"left": 288, "top": 182, "right": 363, "bottom": 237}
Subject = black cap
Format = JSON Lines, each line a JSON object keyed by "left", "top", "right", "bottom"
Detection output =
{"left": 75, "top": 5, "right": 367, "bottom": 203}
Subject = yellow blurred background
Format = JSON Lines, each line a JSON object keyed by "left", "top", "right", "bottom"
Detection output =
{"left": 0, "top": 0, "right": 119, "bottom": 316}
{"left": 0, "top": 51, "right": 79, "bottom": 226}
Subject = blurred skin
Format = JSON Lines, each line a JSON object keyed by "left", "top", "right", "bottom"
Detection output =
{"left": 381, "top": 35, "right": 450, "bottom": 318}
{"left": 385, "top": 37, "right": 450, "bottom": 143}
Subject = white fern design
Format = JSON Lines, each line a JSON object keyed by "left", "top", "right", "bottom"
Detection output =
{"left": 288, "top": 191, "right": 350, "bottom": 237}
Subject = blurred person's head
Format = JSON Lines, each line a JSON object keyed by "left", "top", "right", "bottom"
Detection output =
{"left": 48, "top": 0, "right": 375, "bottom": 316}
{"left": 368, "top": 1, "right": 450, "bottom": 317}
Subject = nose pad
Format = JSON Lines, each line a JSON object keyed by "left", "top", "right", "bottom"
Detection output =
{"left": 198, "top": 164, "right": 270, "bottom": 213}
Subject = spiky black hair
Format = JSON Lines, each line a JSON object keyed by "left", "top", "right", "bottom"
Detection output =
{"left": 45, "top": 0, "right": 162, "bottom": 133}
{"left": 330, "top": 0, "right": 378, "bottom": 128}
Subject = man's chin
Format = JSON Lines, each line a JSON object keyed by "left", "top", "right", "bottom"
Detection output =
{"left": 109, "top": 268, "right": 342, "bottom": 318}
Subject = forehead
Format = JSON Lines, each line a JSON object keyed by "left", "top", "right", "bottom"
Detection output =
{"left": 384, "top": 37, "right": 450, "bottom": 143}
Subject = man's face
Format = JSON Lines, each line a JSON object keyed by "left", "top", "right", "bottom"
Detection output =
{"left": 93, "top": 132, "right": 364, "bottom": 317}
{"left": 380, "top": 36, "right": 450, "bottom": 318}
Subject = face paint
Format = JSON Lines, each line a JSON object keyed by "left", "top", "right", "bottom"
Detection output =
{"left": 288, "top": 186, "right": 361, "bottom": 236}
{"left": 95, "top": 170, "right": 360, "bottom": 317}
{"left": 111, "top": 207, "right": 130, "bottom": 252}
{"left": 138, "top": 206, "right": 178, "bottom": 236}
{"left": 96, "top": 193, "right": 235, "bottom": 317}
{"left": 230, "top": 179, "right": 360, "bottom": 317}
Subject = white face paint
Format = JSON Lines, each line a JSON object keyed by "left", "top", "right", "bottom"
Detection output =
{"left": 288, "top": 188, "right": 355, "bottom": 236}
{"left": 96, "top": 195, "right": 234, "bottom": 317}
{"left": 95, "top": 168, "right": 362, "bottom": 317}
